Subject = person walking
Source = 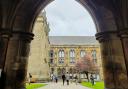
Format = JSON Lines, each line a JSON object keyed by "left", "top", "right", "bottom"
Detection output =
{"left": 66, "top": 72, "right": 70, "bottom": 85}
{"left": 51, "top": 74, "right": 54, "bottom": 82}
{"left": 70, "top": 73, "right": 73, "bottom": 83}
{"left": 90, "top": 74, "right": 94, "bottom": 86}
{"left": 74, "top": 74, "right": 78, "bottom": 85}
{"left": 55, "top": 75, "right": 58, "bottom": 83}
{"left": 62, "top": 74, "right": 66, "bottom": 85}
{"left": 28, "top": 73, "right": 32, "bottom": 85}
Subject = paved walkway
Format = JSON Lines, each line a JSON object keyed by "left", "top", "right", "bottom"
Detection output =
{"left": 37, "top": 82, "right": 91, "bottom": 89}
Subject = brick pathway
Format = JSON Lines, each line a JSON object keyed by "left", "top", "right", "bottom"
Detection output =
{"left": 37, "top": 82, "right": 91, "bottom": 89}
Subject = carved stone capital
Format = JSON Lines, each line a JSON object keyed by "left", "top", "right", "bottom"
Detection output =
{"left": 118, "top": 29, "right": 128, "bottom": 38}
{"left": 95, "top": 31, "right": 118, "bottom": 43}
{"left": 0, "top": 28, "right": 12, "bottom": 38}
{"left": 12, "top": 31, "right": 34, "bottom": 42}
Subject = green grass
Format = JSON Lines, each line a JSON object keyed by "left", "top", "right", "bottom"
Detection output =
{"left": 26, "top": 83, "right": 47, "bottom": 89}
{"left": 81, "top": 81, "right": 104, "bottom": 89}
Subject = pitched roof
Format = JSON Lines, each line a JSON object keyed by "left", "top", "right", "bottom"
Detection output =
{"left": 49, "top": 36, "right": 99, "bottom": 45}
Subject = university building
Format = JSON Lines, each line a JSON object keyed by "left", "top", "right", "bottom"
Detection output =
{"left": 27, "top": 12, "right": 50, "bottom": 82}
{"left": 1, "top": 1, "right": 128, "bottom": 88}
{"left": 49, "top": 36, "right": 103, "bottom": 80}
{"left": 26, "top": 12, "right": 103, "bottom": 81}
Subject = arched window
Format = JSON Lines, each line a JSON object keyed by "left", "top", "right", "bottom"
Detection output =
{"left": 80, "top": 50, "right": 86, "bottom": 58}
{"left": 62, "top": 50, "right": 64, "bottom": 57}
{"left": 69, "top": 49, "right": 75, "bottom": 63}
{"left": 59, "top": 50, "right": 62, "bottom": 57}
{"left": 92, "top": 50, "right": 97, "bottom": 63}
{"left": 58, "top": 49, "right": 65, "bottom": 64}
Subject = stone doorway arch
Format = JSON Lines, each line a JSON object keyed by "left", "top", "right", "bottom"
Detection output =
{"left": 0, "top": 0, "right": 128, "bottom": 89}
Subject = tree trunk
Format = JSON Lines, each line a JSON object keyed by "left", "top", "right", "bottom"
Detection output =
{"left": 85, "top": 72, "right": 89, "bottom": 82}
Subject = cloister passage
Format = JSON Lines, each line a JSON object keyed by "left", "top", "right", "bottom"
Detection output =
{"left": 0, "top": 0, "right": 128, "bottom": 89}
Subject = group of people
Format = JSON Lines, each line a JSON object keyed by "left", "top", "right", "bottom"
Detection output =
{"left": 62, "top": 72, "right": 69, "bottom": 85}
{"left": 51, "top": 72, "right": 78, "bottom": 85}
{"left": 51, "top": 73, "right": 95, "bottom": 86}
{"left": 62, "top": 72, "right": 79, "bottom": 85}
{"left": 51, "top": 74, "right": 58, "bottom": 83}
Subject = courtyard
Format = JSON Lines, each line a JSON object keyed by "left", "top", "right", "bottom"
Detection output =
{"left": 26, "top": 81, "right": 104, "bottom": 89}
{"left": 28, "top": 82, "right": 90, "bottom": 89}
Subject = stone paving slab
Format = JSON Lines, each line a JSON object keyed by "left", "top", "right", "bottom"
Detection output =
{"left": 37, "top": 82, "right": 91, "bottom": 89}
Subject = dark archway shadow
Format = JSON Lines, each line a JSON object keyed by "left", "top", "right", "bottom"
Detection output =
{"left": 0, "top": 0, "right": 128, "bottom": 89}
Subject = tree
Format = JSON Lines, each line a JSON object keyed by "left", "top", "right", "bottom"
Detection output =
{"left": 74, "top": 60, "right": 83, "bottom": 82}
{"left": 75, "top": 53, "right": 99, "bottom": 82}
{"left": 82, "top": 53, "right": 99, "bottom": 73}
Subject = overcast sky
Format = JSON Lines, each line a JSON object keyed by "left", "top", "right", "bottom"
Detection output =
{"left": 44, "top": 0, "right": 96, "bottom": 36}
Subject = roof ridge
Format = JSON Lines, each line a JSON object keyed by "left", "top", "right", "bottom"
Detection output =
{"left": 49, "top": 36, "right": 99, "bottom": 45}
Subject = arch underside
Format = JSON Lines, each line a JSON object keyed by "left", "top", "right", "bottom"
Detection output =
{"left": 1, "top": 0, "right": 127, "bottom": 33}
{"left": 12, "top": 0, "right": 118, "bottom": 33}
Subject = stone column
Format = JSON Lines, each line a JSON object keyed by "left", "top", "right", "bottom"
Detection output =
{"left": 0, "top": 29, "right": 11, "bottom": 69}
{"left": 119, "top": 29, "right": 128, "bottom": 77}
{"left": 4, "top": 31, "right": 34, "bottom": 89}
{"left": 0, "top": 29, "right": 11, "bottom": 88}
{"left": 96, "top": 31, "right": 128, "bottom": 89}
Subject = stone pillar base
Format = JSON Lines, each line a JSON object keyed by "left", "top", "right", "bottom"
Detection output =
{"left": 4, "top": 31, "right": 34, "bottom": 89}
{"left": 96, "top": 31, "right": 128, "bottom": 89}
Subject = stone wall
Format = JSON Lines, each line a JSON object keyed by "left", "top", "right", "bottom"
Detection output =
{"left": 27, "top": 12, "right": 50, "bottom": 82}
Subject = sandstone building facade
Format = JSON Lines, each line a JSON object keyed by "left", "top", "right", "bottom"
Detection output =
{"left": 49, "top": 36, "right": 103, "bottom": 80}
{"left": 1, "top": 1, "right": 128, "bottom": 88}
{"left": 27, "top": 12, "right": 50, "bottom": 82}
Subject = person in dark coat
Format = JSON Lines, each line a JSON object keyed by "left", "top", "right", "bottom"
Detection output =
{"left": 29, "top": 73, "right": 32, "bottom": 85}
{"left": 90, "top": 74, "right": 94, "bottom": 86}
{"left": 74, "top": 74, "right": 78, "bottom": 85}
{"left": 62, "top": 74, "right": 66, "bottom": 85}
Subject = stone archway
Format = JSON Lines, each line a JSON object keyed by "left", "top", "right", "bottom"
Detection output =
{"left": 0, "top": 0, "right": 128, "bottom": 89}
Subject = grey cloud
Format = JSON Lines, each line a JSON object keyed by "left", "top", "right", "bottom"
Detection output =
{"left": 45, "top": 0, "right": 96, "bottom": 36}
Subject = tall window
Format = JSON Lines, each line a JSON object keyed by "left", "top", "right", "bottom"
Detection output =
{"left": 92, "top": 50, "right": 97, "bottom": 63}
{"left": 58, "top": 49, "right": 65, "bottom": 64}
{"left": 80, "top": 50, "right": 86, "bottom": 58}
{"left": 49, "top": 50, "right": 54, "bottom": 64}
{"left": 70, "top": 49, "right": 75, "bottom": 63}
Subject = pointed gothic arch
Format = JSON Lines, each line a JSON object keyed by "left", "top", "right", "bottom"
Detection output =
{"left": 0, "top": 0, "right": 128, "bottom": 89}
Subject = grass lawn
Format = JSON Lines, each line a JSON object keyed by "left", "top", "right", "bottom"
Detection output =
{"left": 81, "top": 81, "right": 104, "bottom": 89}
{"left": 26, "top": 83, "right": 47, "bottom": 89}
